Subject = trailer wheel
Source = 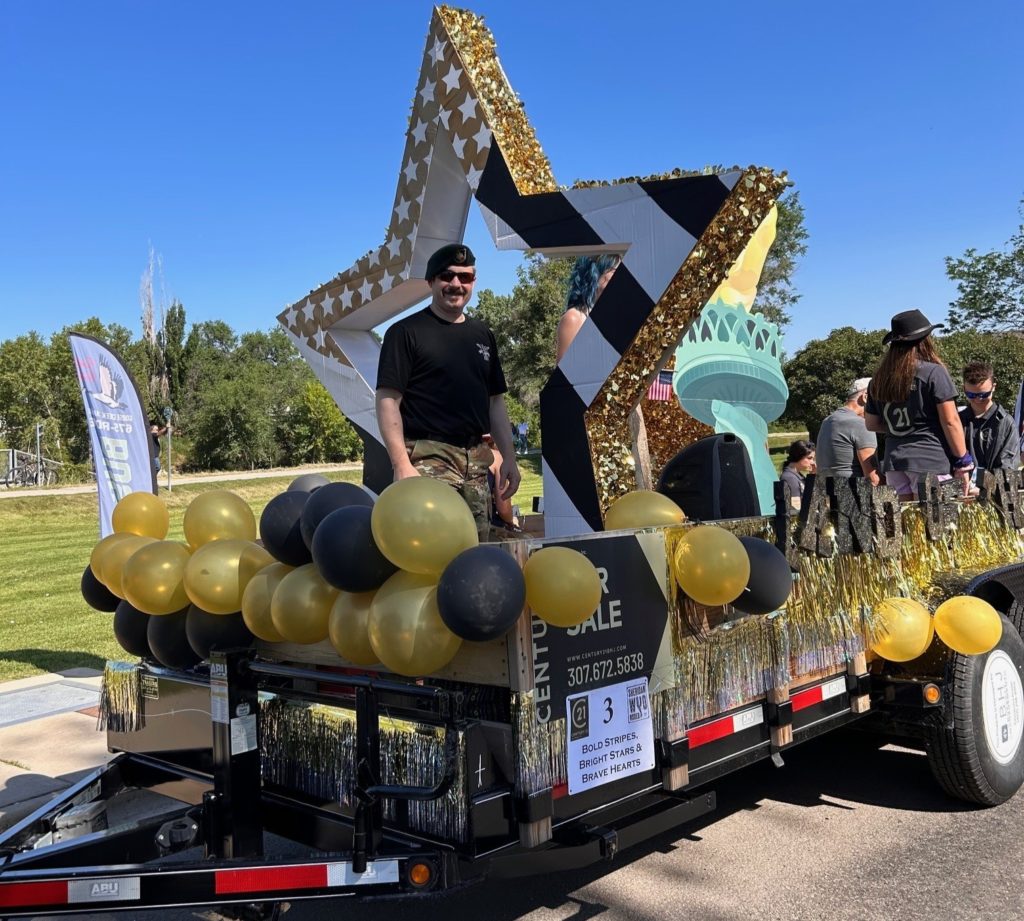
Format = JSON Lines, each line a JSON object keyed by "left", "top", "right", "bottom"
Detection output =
{"left": 925, "top": 614, "right": 1024, "bottom": 806}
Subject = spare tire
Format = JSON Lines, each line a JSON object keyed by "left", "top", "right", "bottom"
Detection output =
{"left": 925, "top": 613, "right": 1024, "bottom": 806}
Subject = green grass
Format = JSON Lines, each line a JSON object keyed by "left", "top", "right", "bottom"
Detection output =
{"left": 0, "top": 458, "right": 544, "bottom": 683}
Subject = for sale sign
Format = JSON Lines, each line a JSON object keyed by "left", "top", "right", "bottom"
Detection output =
{"left": 566, "top": 677, "right": 655, "bottom": 795}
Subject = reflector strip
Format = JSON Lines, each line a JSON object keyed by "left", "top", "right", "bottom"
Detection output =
{"left": 0, "top": 880, "right": 68, "bottom": 908}
{"left": 688, "top": 706, "right": 763, "bottom": 749}
{"left": 216, "top": 864, "right": 328, "bottom": 895}
{"left": 792, "top": 676, "right": 847, "bottom": 713}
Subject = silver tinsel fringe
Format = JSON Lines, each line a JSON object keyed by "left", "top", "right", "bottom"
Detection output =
{"left": 98, "top": 661, "right": 144, "bottom": 732}
{"left": 259, "top": 697, "right": 468, "bottom": 843}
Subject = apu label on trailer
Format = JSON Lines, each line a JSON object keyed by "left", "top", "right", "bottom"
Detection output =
{"left": 532, "top": 533, "right": 670, "bottom": 724}
{"left": 566, "top": 677, "right": 655, "bottom": 795}
{"left": 68, "top": 877, "right": 140, "bottom": 903}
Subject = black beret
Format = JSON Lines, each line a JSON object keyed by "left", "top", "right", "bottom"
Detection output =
{"left": 425, "top": 243, "right": 476, "bottom": 281}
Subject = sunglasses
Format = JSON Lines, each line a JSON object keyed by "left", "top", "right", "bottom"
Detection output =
{"left": 436, "top": 270, "right": 476, "bottom": 284}
{"left": 965, "top": 390, "right": 993, "bottom": 400}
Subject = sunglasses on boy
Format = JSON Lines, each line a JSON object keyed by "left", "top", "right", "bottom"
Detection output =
{"left": 435, "top": 269, "right": 476, "bottom": 284}
{"left": 965, "top": 390, "right": 993, "bottom": 400}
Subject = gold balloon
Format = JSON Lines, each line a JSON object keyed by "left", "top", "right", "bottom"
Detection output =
{"left": 673, "top": 525, "right": 750, "bottom": 607}
{"left": 870, "top": 598, "right": 934, "bottom": 662}
{"left": 329, "top": 590, "right": 379, "bottom": 666}
{"left": 370, "top": 477, "right": 478, "bottom": 575}
{"left": 122, "top": 540, "right": 191, "bottom": 615}
{"left": 934, "top": 596, "right": 1003, "bottom": 656}
{"left": 271, "top": 563, "right": 339, "bottom": 644}
{"left": 604, "top": 490, "right": 686, "bottom": 531}
{"left": 90, "top": 532, "right": 132, "bottom": 580}
{"left": 368, "top": 571, "right": 461, "bottom": 676}
{"left": 111, "top": 491, "right": 169, "bottom": 539}
{"left": 238, "top": 542, "right": 275, "bottom": 593}
{"left": 241, "top": 562, "right": 293, "bottom": 642}
{"left": 98, "top": 535, "right": 156, "bottom": 599}
{"left": 182, "top": 490, "right": 257, "bottom": 548}
{"left": 183, "top": 538, "right": 261, "bottom": 615}
{"left": 523, "top": 546, "right": 603, "bottom": 629}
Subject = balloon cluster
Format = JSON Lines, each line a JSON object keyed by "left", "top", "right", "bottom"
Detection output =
{"left": 83, "top": 489, "right": 264, "bottom": 669}
{"left": 871, "top": 595, "right": 1001, "bottom": 661}
{"left": 671, "top": 526, "right": 792, "bottom": 613}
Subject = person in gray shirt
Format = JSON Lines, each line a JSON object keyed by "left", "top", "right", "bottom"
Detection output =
{"left": 815, "top": 377, "right": 880, "bottom": 485}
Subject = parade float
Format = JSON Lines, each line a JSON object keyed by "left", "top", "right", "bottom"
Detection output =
{"left": 1, "top": 7, "right": 1022, "bottom": 918}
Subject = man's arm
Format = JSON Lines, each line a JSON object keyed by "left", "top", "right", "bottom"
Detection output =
{"left": 375, "top": 388, "right": 418, "bottom": 480}
{"left": 856, "top": 446, "right": 880, "bottom": 485}
{"left": 488, "top": 395, "right": 521, "bottom": 500}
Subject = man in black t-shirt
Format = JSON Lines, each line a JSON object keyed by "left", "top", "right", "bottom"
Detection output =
{"left": 375, "top": 243, "right": 520, "bottom": 538}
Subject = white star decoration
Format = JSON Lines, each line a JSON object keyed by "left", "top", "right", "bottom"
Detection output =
{"left": 284, "top": 303, "right": 299, "bottom": 329}
{"left": 457, "top": 94, "right": 478, "bottom": 123}
{"left": 442, "top": 63, "right": 462, "bottom": 94}
{"left": 466, "top": 165, "right": 483, "bottom": 190}
{"left": 358, "top": 277, "right": 373, "bottom": 303}
{"left": 394, "top": 197, "right": 411, "bottom": 222}
{"left": 340, "top": 288, "right": 353, "bottom": 310}
{"left": 368, "top": 248, "right": 380, "bottom": 269}
{"left": 321, "top": 290, "right": 335, "bottom": 315}
{"left": 451, "top": 136, "right": 467, "bottom": 159}
{"left": 411, "top": 119, "right": 428, "bottom": 144}
{"left": 428, "top": 37, "right": 445, "bottom": 66}
{"left": 403, "top": 159, "right": 420, "bottom": 184}
{"left": 314, "top": 328, "right": 326, "bottom": 349}
{"left": 418, "top": 78, "right": 435, "bottom": 105}
{"left": 438, "top": 108, "right": 451, "bottom": 130}
{"left": 386, "top": 235, "right": 403, "bottom": 258}
{"left": 472, "top": 123, "right": 492, "bottom": 153}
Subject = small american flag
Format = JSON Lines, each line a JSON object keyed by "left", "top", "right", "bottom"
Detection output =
{"left": 647, "top": 370, "right": 674, "bottom": 401}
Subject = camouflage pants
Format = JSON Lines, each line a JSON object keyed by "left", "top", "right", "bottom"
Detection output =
{"left": 405, "top": 439, "right": 494, "bottom": 541}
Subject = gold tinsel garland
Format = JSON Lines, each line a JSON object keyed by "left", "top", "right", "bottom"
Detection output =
{"left": 98, "top": 661, "right": 144, "bottom": 733}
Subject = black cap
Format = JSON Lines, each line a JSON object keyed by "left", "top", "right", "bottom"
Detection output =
{"left": 425, "top": 243, "right": 475, "bottom": 281}
{"left": 882, "top": 309, "right": 945, "bottom": 345}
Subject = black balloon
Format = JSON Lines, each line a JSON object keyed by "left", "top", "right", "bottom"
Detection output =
{"left": 260, "top": 491, "right": 313, "bottom": 566}
{"left": 288, "top": 473, "right": 330, "bottom": 493}
{"left": 300, "top": 482, "right": 375, "bottom": 550}
{"left": 185, "top": 605, "right": 255, "bottom": 659}
{"left": 148, "top": 608, "right": 201, "bottom": 669}
{"left": 113, "top": 600, "right": 152, "bottom": 658}
{"left": 437, "top": 546, "right": 526, "bottom": 642}
{"left": 81, "top": 564, "right": 119, "bottom": 612}
{"left": 311, "top": 506, "right": 398, "bottom": 593}
{"left": 732, "top": 536, "right": 794, "bottom": 616}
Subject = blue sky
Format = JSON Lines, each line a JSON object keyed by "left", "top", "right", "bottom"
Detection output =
{"left": 2, "top": 1, "right": 1022, "bottom": 354}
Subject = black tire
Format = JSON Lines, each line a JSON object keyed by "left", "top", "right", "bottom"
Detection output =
{"left": 925, "top": 613, "right": 1024, "bottom": 806}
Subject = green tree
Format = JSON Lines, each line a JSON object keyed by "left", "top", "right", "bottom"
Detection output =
{"left": 0, "top": 332, "right": 50, "bottom": 452}
{"left": 279, "top": 380, "right": 362, "bottom": 463}
{"left": 160, "top": 301, "right": 189, "bottom": 414}
{"left": 473, "top": 255, "right": 572, "bottom": 415}
{"left": 781, "top": 327, "right": 886, "bottom": 438}
{"left": 935, "top": 329, "right": 1024, "bottom": 401}
{"left": 946, "top": 197, "right": 1024, "bottom": 331}
{"left": 757, "top": 189, "right": 809, "bottom": 330}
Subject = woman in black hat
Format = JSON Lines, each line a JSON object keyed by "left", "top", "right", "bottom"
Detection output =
{"left": 864, "top": 309, "right": 973, "bottom": 497}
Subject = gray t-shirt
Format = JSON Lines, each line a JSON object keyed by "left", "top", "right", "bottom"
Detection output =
{"left": 865, "top": 360, "right": 957, "bottom": 474}
{"left": 815, "top": 407, "right": 877, "bottom": 478}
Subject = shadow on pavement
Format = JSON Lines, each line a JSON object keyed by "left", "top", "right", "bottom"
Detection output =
{"left": 0, "top": 648, "right": 108, "bottom": 676}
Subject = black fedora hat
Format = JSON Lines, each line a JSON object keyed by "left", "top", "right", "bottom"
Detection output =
{"left": 883, "top": 309, "right": 945, "bottom": 345}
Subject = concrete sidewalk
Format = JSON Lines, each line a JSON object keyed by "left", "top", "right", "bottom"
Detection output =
{"left": 0, "top": 669, "right": 110, "bottom": 832}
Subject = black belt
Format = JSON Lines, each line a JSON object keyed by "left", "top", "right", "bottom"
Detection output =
{"left": 410, "top": 434, "right": 484, "bottom": 450}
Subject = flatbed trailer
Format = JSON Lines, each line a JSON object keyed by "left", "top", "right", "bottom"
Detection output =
{"left": 2, "top": 492, "right": 1024, "bottom": 919}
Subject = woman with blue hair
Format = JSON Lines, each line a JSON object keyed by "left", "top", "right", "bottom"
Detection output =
{"left": 556, "top": 254, "right": 621, "bottom": 361}
{"left": 555, "top": 254, "right": 652, "bottom": 489}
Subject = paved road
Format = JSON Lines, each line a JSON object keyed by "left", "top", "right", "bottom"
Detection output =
{"left": 0, "top": 464, "right": 362, "bottom": 500}
{"left": 34, "top": 729, "right": 1024, "bottom": 921}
